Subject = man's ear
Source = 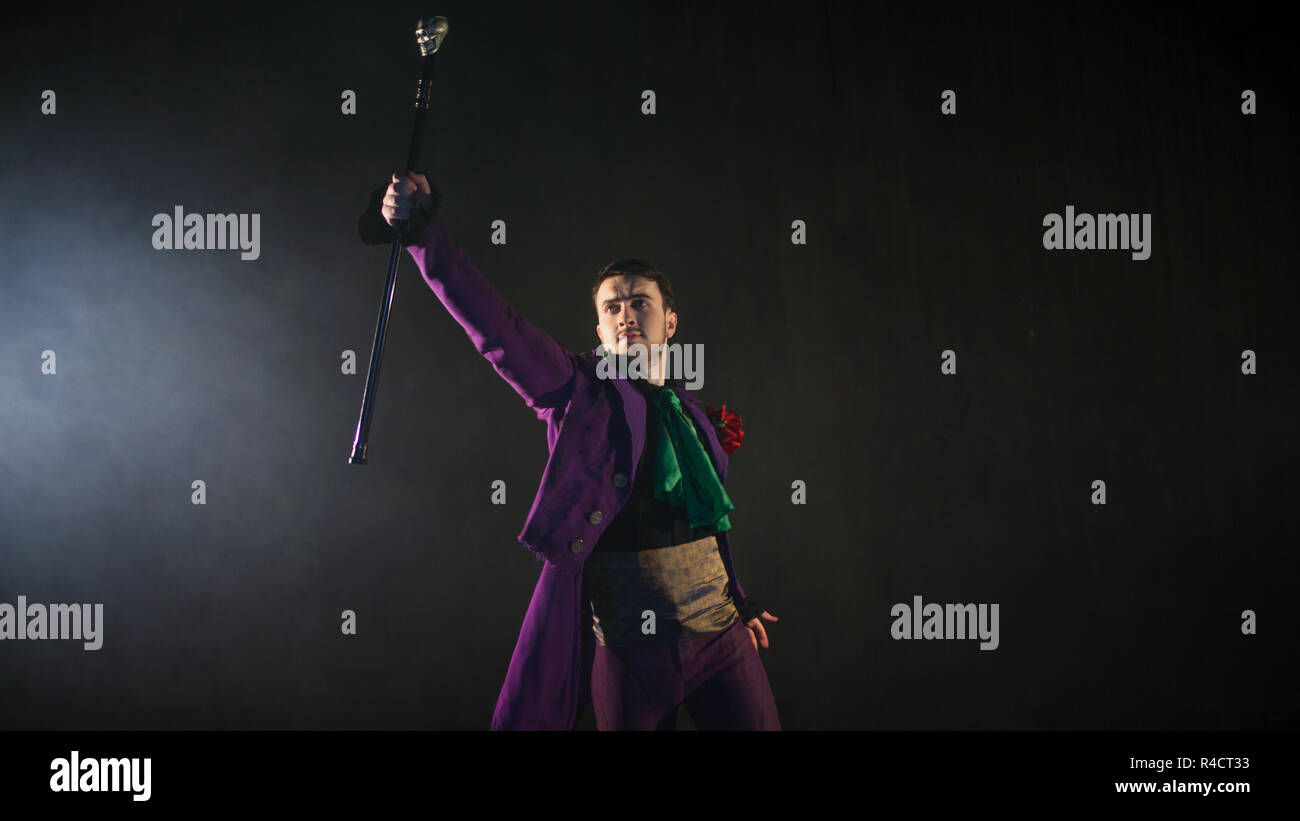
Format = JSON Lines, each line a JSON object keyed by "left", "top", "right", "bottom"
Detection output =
{"left": 665, "top": 310, "right": 677, "bottom": 338}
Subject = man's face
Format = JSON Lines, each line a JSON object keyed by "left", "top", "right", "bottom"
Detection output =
{"left": 595, "top": 274, "right": 677, "bottom": 355}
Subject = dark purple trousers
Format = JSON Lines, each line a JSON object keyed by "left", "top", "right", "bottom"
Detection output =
{"left": 590, "top": 618, "right": 781, "bottom": 730}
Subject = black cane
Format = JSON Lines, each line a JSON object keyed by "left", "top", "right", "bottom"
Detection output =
{"left": 350, "top": 16, "right": 449, "bottom": 465}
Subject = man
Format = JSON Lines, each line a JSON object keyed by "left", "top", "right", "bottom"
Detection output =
{"left": 358, "top": 172, "right": 780, "bottom": 730}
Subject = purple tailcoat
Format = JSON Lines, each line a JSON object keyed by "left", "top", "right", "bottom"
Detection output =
{"left": 404, "top": 215, "right": 748, "bottom": 730}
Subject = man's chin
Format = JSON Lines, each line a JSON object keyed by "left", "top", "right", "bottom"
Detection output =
{"left": 601, "top": 337, "right": 661, "bottom": 356}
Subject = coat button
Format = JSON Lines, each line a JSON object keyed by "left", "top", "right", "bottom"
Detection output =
{"left": 613, "top": 473, "right": 627, "bottom": 487}
{"left": 569, "top": 538, "right": 584, "bottom": 554}
{"left": 587, "top": 510, "right": 603, "bottom": 524}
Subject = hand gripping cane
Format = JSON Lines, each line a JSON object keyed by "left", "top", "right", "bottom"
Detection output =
{"left": 349, "top": 16, "right": 449, "bottom": 465}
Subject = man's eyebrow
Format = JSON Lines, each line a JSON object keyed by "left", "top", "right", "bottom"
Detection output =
{"left": 601, "top": 292, "right": 656, "bottom": 307}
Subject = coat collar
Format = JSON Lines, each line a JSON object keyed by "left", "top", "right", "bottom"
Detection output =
{"left": 592, "top": 344, "right": 728, "bottom": 483}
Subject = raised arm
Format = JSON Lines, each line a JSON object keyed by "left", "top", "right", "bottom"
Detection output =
{"left": 359, "top": 176, "right": 576, "bottom": 416}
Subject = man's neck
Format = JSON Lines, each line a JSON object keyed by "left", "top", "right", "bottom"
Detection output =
{"left": 610, "top": 341, "right": 674, "bottom": 386}
{"left": 646, "top": 356, "right": 675, "bottom": 386}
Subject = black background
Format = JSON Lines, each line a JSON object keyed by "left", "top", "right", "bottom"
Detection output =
{"left": 0, "top": 0, "right": 1295, "bottom": 730}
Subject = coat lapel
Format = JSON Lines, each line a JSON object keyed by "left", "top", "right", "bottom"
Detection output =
{"left": 593, "top": 345, "right": 727, "bottom": 484}
{"left": 680, "top": 396, "right": 728, "bottom": 483}
{"left": 612, "top": 376, "right": 646, "bottom": 473}
{"left": 597, "top": 346, "right": 648, "bottom": 476}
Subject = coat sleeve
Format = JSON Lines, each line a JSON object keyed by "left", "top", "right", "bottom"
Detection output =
{"left": 397, "top": 210, "right": 578, "bottom": 417}
{"left": 717, "top": 531, "right": 768, "bottom": 622}
{"left": 716, "top": 529, "right": 748, "bottom": 608}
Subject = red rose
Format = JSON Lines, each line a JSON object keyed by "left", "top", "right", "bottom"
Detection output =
{"left": 705, "top": 403, "right": 744, "bottom": 455}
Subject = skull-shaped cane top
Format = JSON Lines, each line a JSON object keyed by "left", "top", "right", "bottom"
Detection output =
{"left": 415, "top": 17, "right": 449, "bottom": 56}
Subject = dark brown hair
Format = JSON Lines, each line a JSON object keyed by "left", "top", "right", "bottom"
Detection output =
{"left": 591, "top": 259, "right": 677, "bottom": 315}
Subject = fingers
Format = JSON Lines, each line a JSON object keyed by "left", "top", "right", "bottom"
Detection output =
{"left": 749, "top": 627, "right": 757, "bottom": 653}
{"left": 381, "top": 198, "right": 411, "bottom": 226}
{"left": 389, "top": 173, "right": 417, "bottom": 200}
{"left": 383, "top": 191, "right": 414, "bottom": 216}
{"left": 380, "top": 172, "right": 434, "bottom": 228}
{"left": 382, "top": 175, "right": 420, "bottom": 226}
{"left": 755, "top": 621, "right": 769, "bottom": 648}
{"left": 762, "top": 611, "right": 779, "bottom": 622}
{"left": 392, "top": 172, "right": 429, "bottom": 195}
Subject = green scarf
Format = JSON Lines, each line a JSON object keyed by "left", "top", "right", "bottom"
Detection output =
{"left": 649, "top": 386, "right": 733, "bottom": 532}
